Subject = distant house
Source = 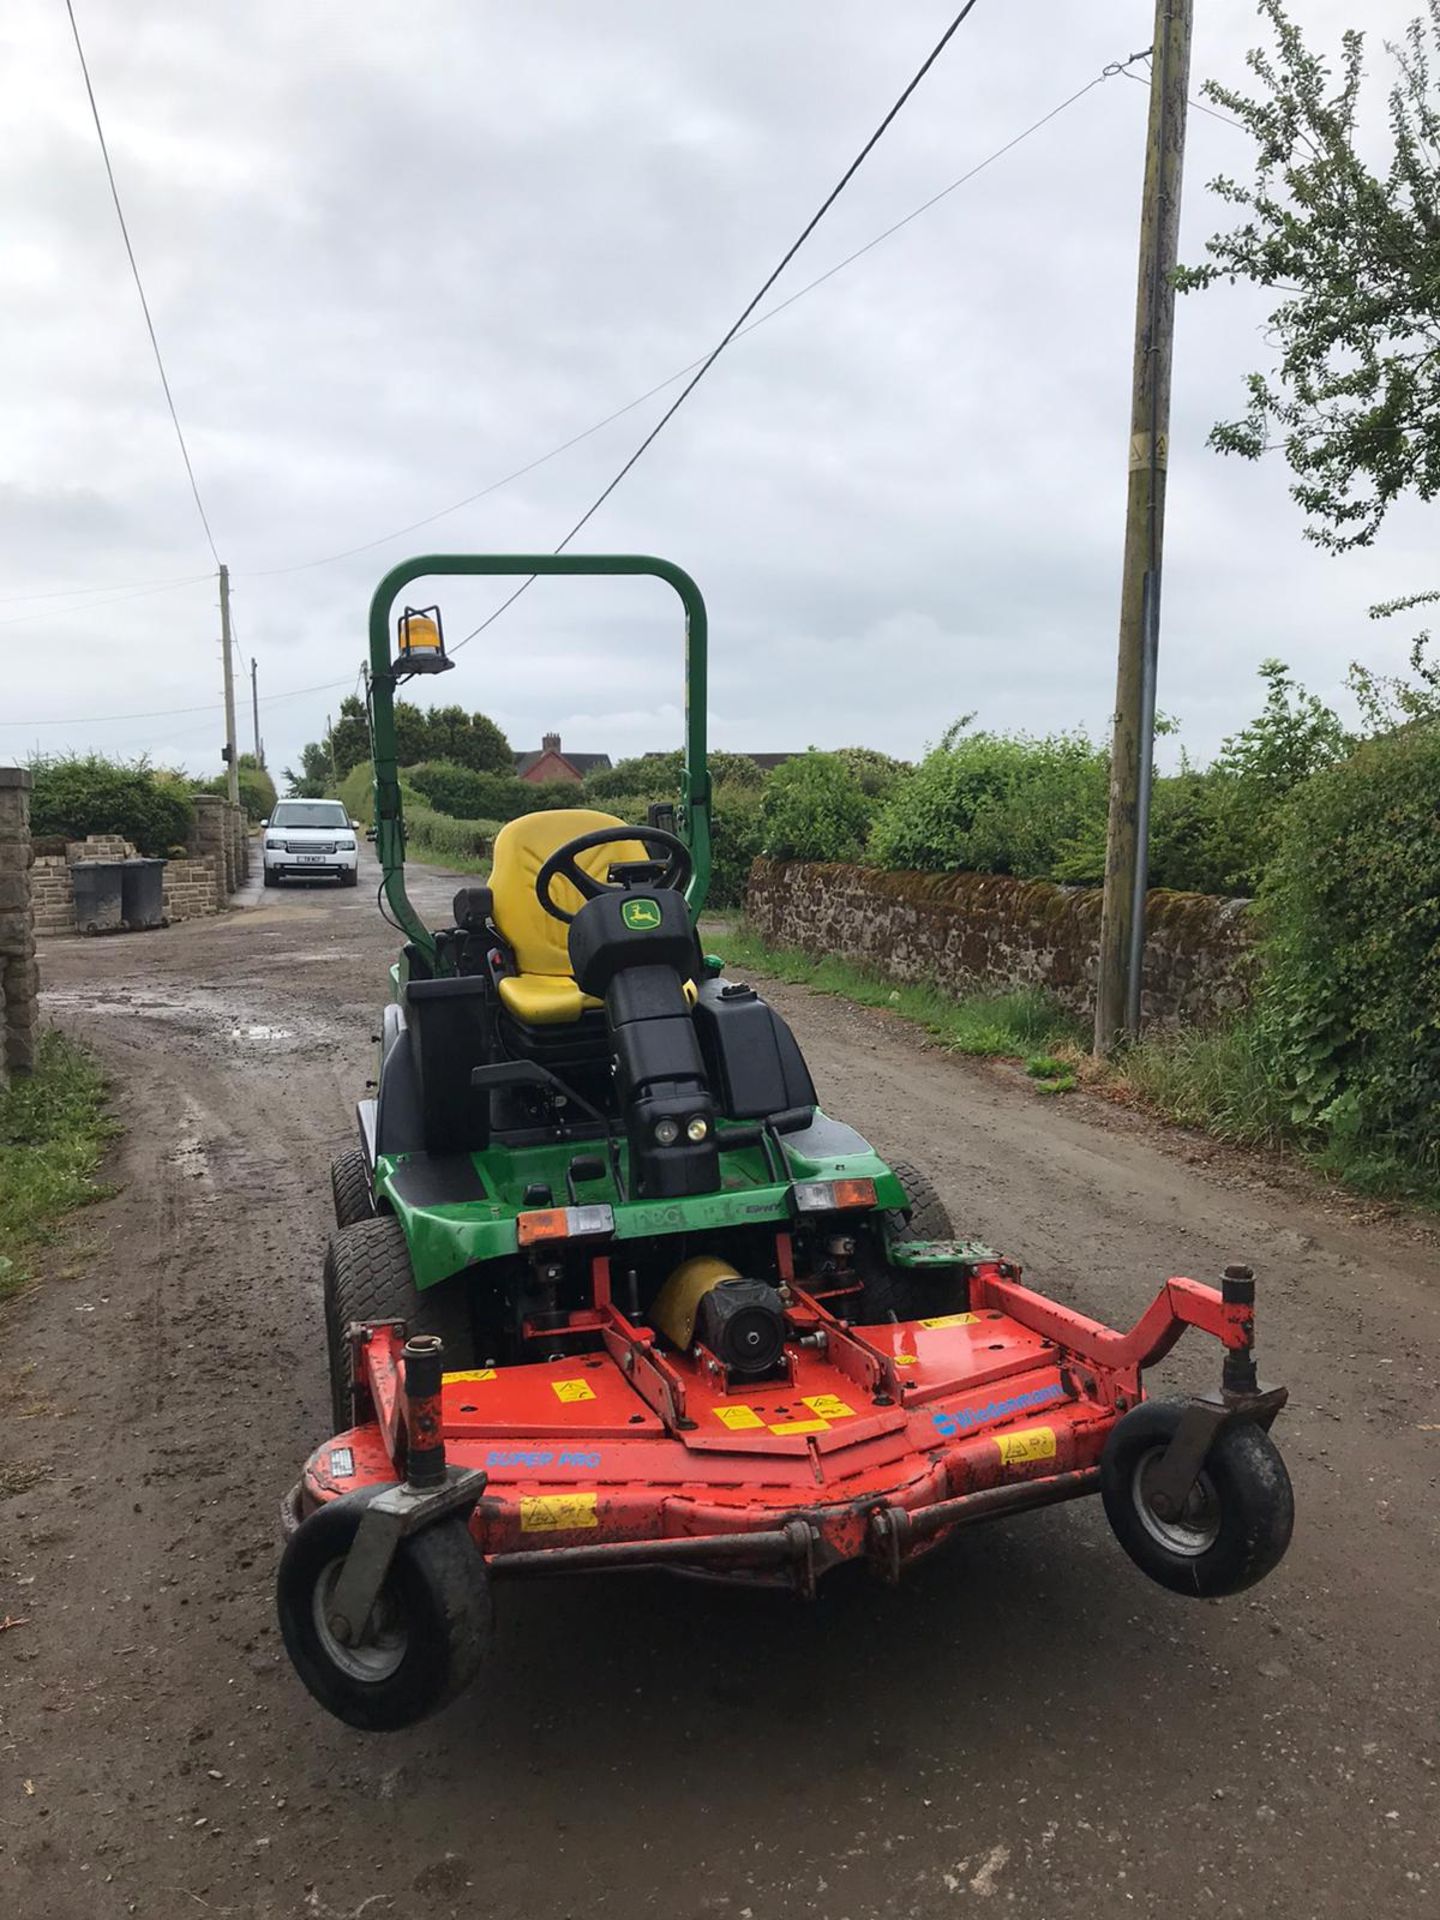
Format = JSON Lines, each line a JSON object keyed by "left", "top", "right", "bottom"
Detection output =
{"left": 514, "top": 733, "right": 613, "bottom": 786}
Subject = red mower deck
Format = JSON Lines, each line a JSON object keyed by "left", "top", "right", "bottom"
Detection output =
{"left": 288, "top": 1257, "right": 1274, "bottom": 1591}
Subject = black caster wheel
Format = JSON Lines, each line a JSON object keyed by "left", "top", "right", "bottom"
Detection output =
{"left": 277, "top": 1488, "right": 491, "bottom": 1730}
{"left": 1101, "top": 1397, "right": 1293, "bottom": 1598}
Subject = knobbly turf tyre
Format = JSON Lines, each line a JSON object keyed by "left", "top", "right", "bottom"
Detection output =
{"left": 886, "top": 1159, "right": 954, "bottom": 1242}
{"left": 1101, "top": 1398, "right": 1294, "bottom": 1599}
{"left": 843, "top": 1159, "right": 967, "bottom": 1324}
{"left": 276, "top": 1486, "right": 491, "bottom": 1731}
{"left": 323, "top": 1217, "right": 474, "bottom": 1431}
{"left": 330, "top": 1150, "right": 375, "bottom": 1230}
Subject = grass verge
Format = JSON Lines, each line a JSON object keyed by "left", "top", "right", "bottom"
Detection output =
{"left": 404, "top": 801, "right": 498, "bottom": 876}
{"left": 0, "top": 1031, "right": 117, "bottom": 1300}
{"left": 712, "top": 923, "right": 1084, "bottom": 1063}
{"left": 1118, "top": 1014, "right": 1439, "bottom": 1206}
{"left": 714, "top": 926, "right": 1439, "bottom": 1207}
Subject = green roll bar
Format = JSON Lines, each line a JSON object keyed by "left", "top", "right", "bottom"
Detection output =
{"left": 366, "top": 553, "right": 711, "bottom": 961}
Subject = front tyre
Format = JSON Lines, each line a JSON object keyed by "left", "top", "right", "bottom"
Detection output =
{"left": 330, "top": 1150, "right": 374, "bottom": 1230}
{"left": 843, "top": 1160, "right": 967, "bottom": 1324}
{"left": 323, "top": 1217, "right": 473, "bottom": 1430}
{"left": 1101, "top": 1398, "right": 1294, "bottom": 1598}
{"left": 277, "top": 1488, "right": 491, "bottom": 1731}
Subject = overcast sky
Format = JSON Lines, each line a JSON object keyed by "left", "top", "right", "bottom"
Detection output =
{"left": 1, "top": 0, "right": 1433, "bottom": 788}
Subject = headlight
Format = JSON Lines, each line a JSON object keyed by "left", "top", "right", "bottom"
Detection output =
{"left": 686, "top": 1116, "right": 710, "bottom": 1142}
{"left": 265, "top": 838, "right": 282, "bottom": 851}
{"left": 338, "top": 838, "right": 356, "bottom": 852}
{"left": 654, "top": 1118, "right": 680, "bottom": 1146}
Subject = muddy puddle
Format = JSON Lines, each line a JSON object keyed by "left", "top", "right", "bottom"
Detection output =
{"left": 40, "top": 983, "right": 333, "bottom": 1054}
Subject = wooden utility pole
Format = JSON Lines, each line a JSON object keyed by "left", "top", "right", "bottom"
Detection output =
{"left": 250, "top": 656, "right": 263, "bottom": 766}
{"left": 219, "top": 563, "right": 240, "bottom": 806}
{"left": 1094, "top": 0, "right": 1193, "bottom": 1054}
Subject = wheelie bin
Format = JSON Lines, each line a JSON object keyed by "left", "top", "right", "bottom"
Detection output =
{"left": 71, "top": 861, "right": 124, "bottom": 934}
{"left": 120, "top": 856, "right": 166, "bottom": 930}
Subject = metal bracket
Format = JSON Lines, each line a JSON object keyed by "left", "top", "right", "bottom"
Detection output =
{"left": 1146, "top": 1383, "right": 1288, "bottom": 1520}
{"left": 325, "top": 1466, "right": 486, "bottom": 1648}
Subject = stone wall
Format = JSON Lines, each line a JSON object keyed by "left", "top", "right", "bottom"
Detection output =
{"left": 745, "top": 858, "right": 1256, "bottom": 1028}
{"left": 0, "top": 767, "right": 38, "bottom": 1084}
{"left": 162, "top": 858, "right": 219, "bottom": 923}
{"left": 32, "top": 832, "right": 230, "bottom": 937}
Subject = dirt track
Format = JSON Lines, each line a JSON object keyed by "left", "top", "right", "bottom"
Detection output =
{"left": 2, "top": 849, "right": 1437, "bottom": 1920}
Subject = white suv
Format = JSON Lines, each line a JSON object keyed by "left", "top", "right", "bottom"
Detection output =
{"left": 262, "top": 800, "right": 359, "bottom": 888}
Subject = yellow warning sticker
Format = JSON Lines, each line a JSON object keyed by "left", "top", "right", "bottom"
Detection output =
{"left": 918, "top": 1313, "right": 981, "bottom": 1330}
{"left": 552, "top": 1378, "right": 597, "bottom": 1404}
{"left": 892, "top": 1352, "right": 918, "bottom": 1367}
{"left": 444, "top": 1368, "right": 498, "bottom": 1383}
{"left": 713, "top": 1404, "right": 766, "bottom": 1431}
{"left": 995, "top": 1426, "right": 1057, "bottom": 1466}
{"left": 519, "top": 1492, "right": 599, "bottom": 1533}
{"left": 801, "top": 1394, "right": 855, "bottom": 1420}
{"left": 770, "top": 1418, "right": 830, "bottom": 1436}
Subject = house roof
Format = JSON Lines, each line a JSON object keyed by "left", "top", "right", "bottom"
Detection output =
{"left": 514, "top": 749, "right": 612, "bottom": 778}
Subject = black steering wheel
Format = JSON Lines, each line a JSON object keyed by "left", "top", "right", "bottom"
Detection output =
{"left": 535, "top": 824, "right": 694, "bottom": 925}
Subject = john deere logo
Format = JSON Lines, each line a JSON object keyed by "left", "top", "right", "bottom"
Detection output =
{"left": 622, "top": 897, "right": 663, "bottom": 931}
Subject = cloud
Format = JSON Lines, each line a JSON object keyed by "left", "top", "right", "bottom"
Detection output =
{"left": 1, "top": 0, "right": 1431, "bottom": 789}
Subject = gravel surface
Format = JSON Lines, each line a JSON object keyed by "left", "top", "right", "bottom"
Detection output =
{"left": 1, "top": 849, "right": 1436, "bottom": 1920}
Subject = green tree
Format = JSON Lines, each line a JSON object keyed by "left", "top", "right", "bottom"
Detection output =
{"left": 832, "top": 746, "right": 910, "bottom": 801}
{"left": 1177, "top": 1, "right": 1440, "bottom": 605}
{"left": 194, "top": 753, "right": 277, "bottom": 822}
{"left": 29, "top": 754, "right": 194, "bottom": 856}
{"left": 759, "top": 752, "right": 871, "bottom": 863}
{"left": 423, "top": 705, "right": 513, "bottom": 773}
{"left": 871, "top": 725, "right": 1108, "bottom": 880}
{"left": 282, "top": 742, "right": 333, "bottom": 799}
{"left": 328, "top": 696, "right": 370, "bottom": 779}
{"left": 1260, "top": 717, "right": 1440, "bottom": 1186}
{"left": 1205, "top": 659, "right": 1350, "bottom": 892}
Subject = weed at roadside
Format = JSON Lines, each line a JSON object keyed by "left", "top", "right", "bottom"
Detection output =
{"left": 0, "top": 1031, "right": 117, "bottom": 1300}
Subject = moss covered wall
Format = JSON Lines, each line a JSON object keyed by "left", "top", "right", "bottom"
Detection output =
{"left": 745, "top": 859, "right": 1255, "bottom": 1025}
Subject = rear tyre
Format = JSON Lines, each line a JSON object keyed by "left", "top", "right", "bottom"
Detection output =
{"left": 277, "top": 1487, "right": 491, "bottom": 1731}
{"left": 323, "top": 1216, "right": 474, "bottom": 1431}
{"left": 842, "top": 1159, "right": 967, "bottom": 1325}
{"left": 1101, "top": 1398, "right": 1294, "bottom": 1598}
{"left": 330, "top": 1150, "right": 374, "bottom": 1230}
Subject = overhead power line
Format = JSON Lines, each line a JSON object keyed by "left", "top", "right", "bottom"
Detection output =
{"left": 2, "top": 674, "right": 355, "bottom": 731}
{"left": 9, "top": 38, "right": 1154, "bottom": 609}
{"left": 62, "top": 0, "right": 222, "bottom": 569}
{"left": 451, "top": 0, "right": 990, "bottom": 651}
{"left": 0, "top": 569, "right": 214, "bottom": 629}
{"left": 0, "top": 569, "right": 212, "bottom": 607}
{"left": 251, "top": 43, "right": 1152, "bottom": 591}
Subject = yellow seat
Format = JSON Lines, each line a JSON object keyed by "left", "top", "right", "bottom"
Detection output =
{"left": 489, "top": 808, "right": 647, "bottom": 1026}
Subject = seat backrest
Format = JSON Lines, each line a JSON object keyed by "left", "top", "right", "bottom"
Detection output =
{"left": 489, "top": 808, "right": 647, "bottom": 978}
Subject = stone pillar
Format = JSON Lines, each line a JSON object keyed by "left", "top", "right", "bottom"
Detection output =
{"left": 228, "top": 803, "right": 249, "bottom": 886}
{"left": 190, "top": 793, "right": 230, "bottom": 899}
{"left": 231, "top": 803, "right": 251, "bottom": 883}
{"left": 0, "top": 767, "right": 38, "bottom": 1085}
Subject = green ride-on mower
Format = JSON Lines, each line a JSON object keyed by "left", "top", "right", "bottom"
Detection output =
{"left": 277, "top": 553, "right": 1295, "bottom": 1731}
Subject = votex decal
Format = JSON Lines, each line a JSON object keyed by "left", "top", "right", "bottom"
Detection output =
{"left": 931, "top": 1381, "right": 1067, "bottom": 1440}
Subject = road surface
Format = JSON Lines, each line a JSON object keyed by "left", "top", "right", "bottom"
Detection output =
{"left": 1, "top": 850, "right": 1436, "bottom": 1919}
